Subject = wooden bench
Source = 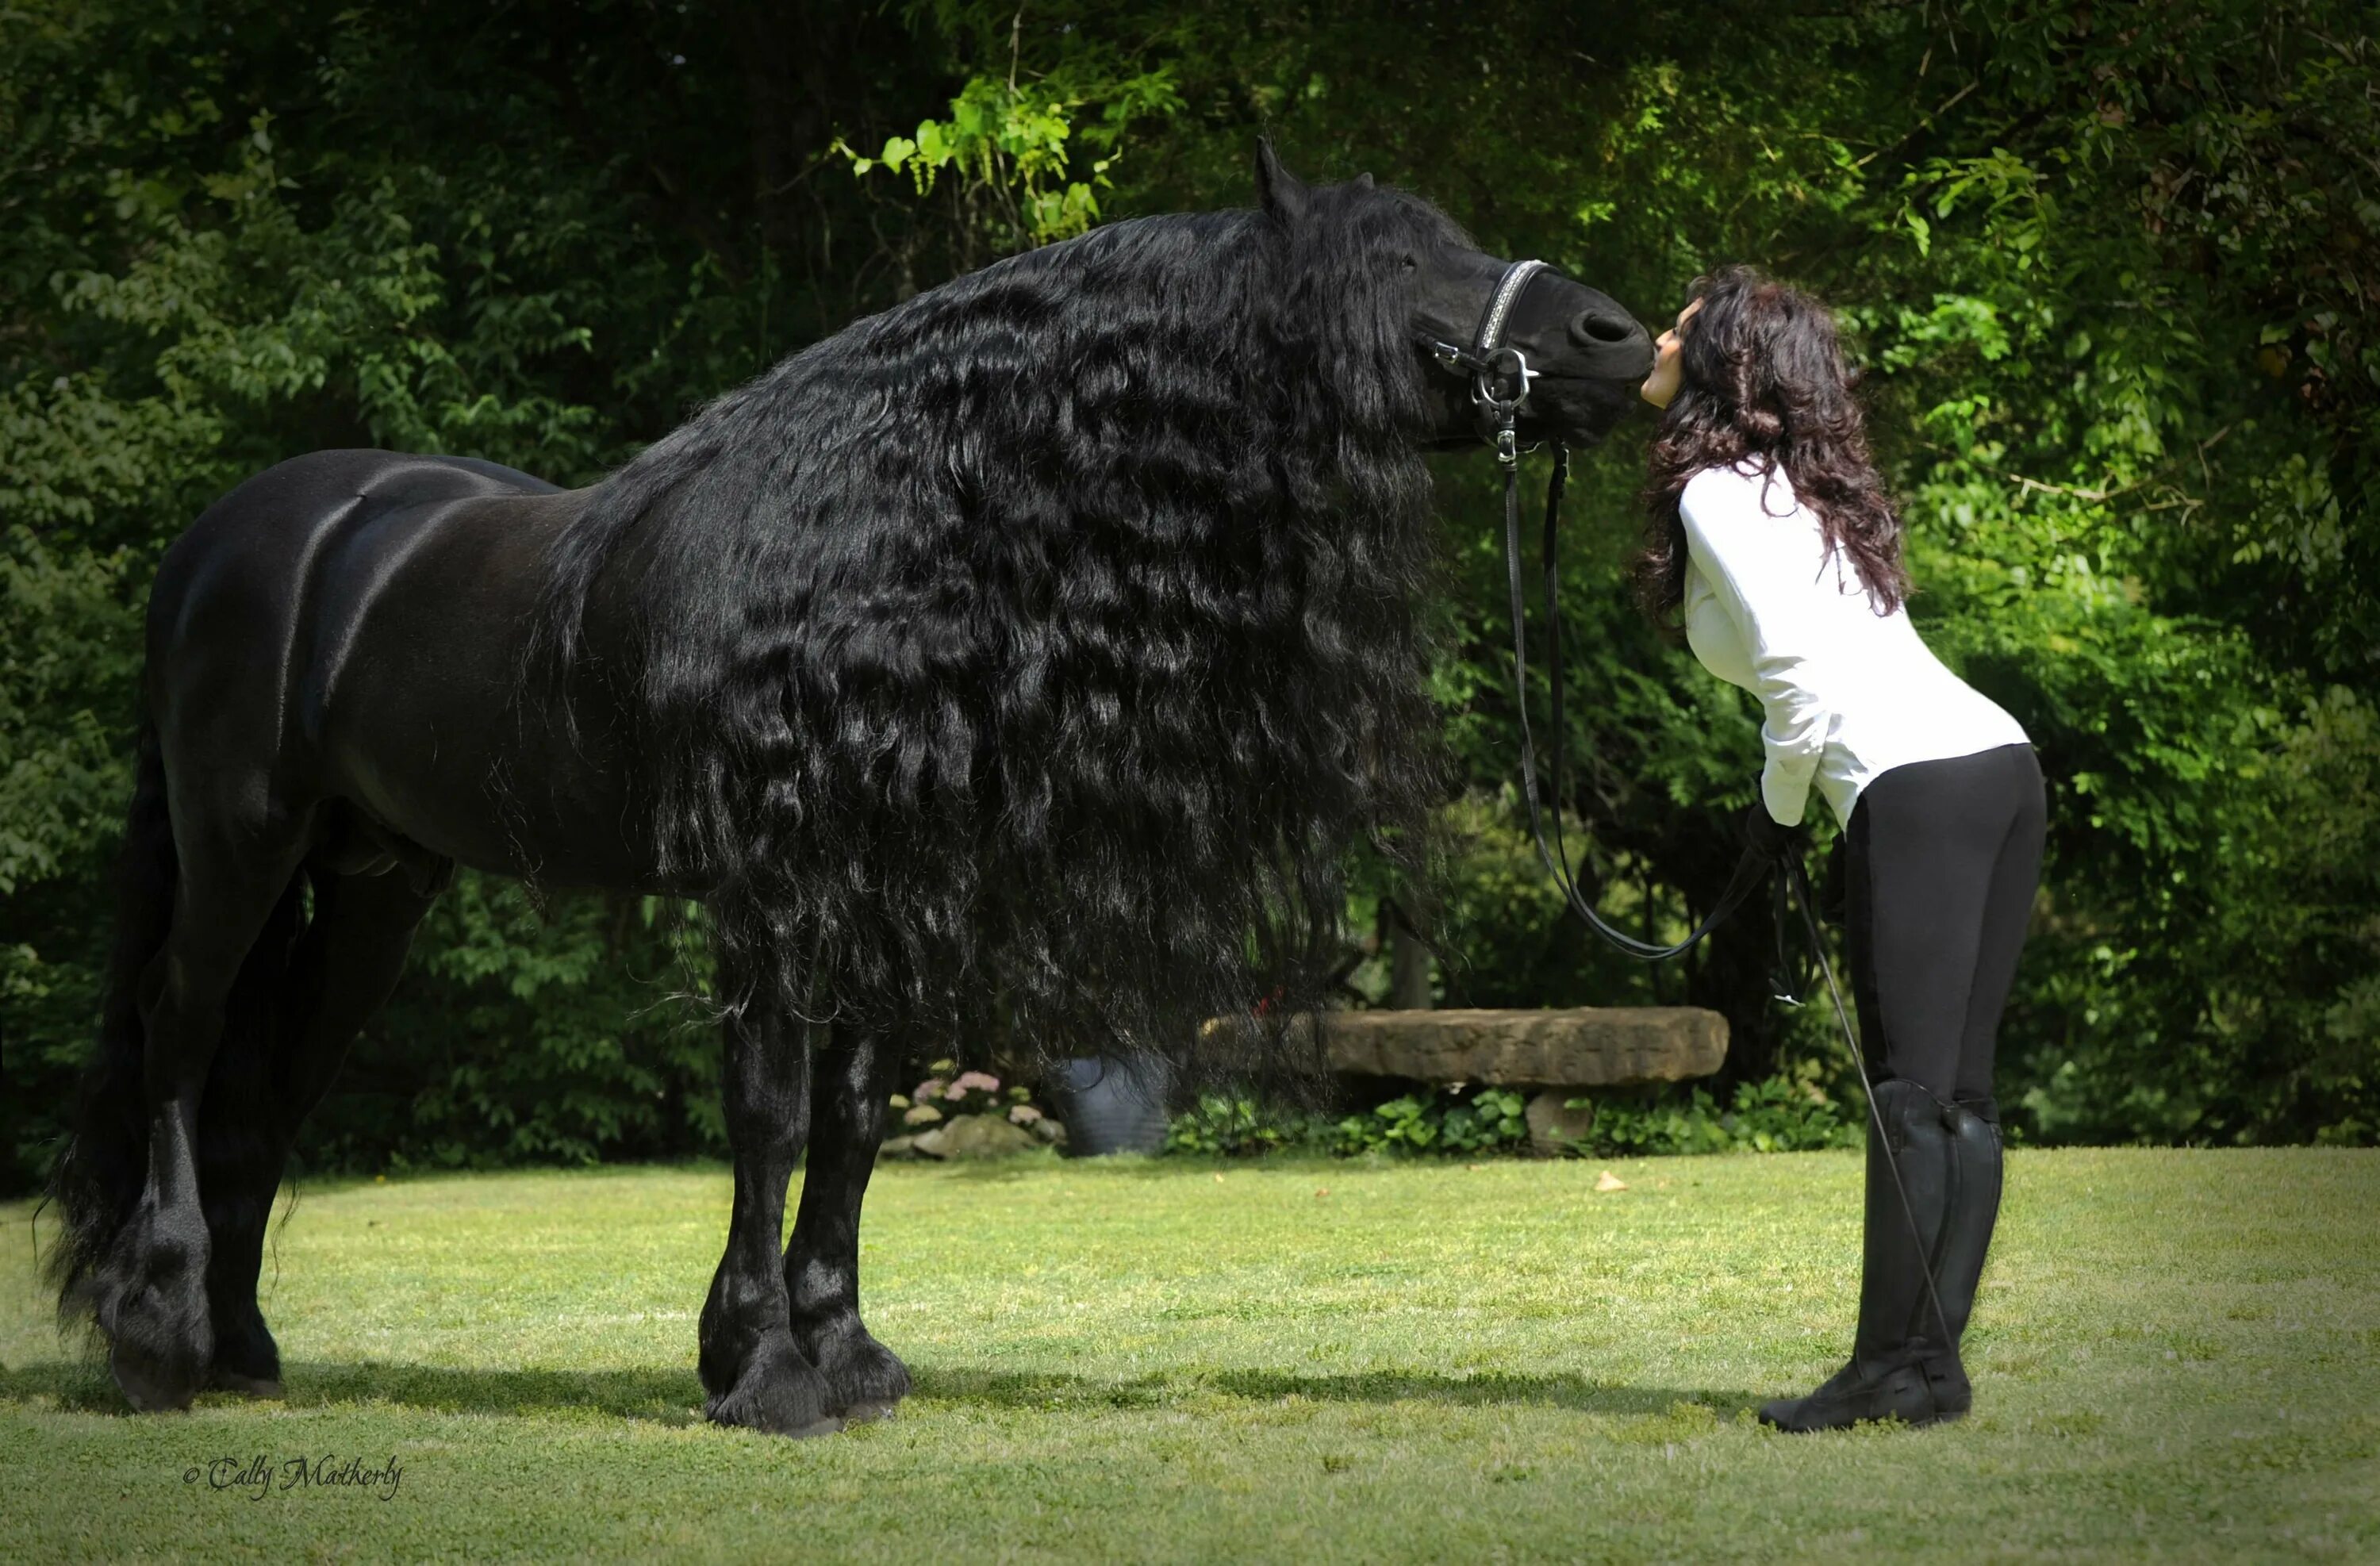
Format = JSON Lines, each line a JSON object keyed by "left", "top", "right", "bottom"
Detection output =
{"left": 1205, "top": 1007, "right": 1729, "bottom": 1152}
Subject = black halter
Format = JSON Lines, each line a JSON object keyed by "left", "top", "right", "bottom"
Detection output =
{"left": 1425, "top": 259, "right": 1769, "bottom": 962}
{"left": 1418, "top": 256, "right": 1552, "bottom": 463}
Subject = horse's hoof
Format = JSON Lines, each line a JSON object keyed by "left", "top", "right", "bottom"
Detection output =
{"left": 704, "top": 1329, "right": 845, "bottom": 1438}
{"left": 804, "top": 1322, "right": 912, "bottom": 1419}
{"left": 96, "top": 1207, "right": 213, "bottom": 1413}
{"left": 706, "top": 1395, "right": 846, "bottom": 1440}
{"left": 111, "top": 1340, "right": 200, "bottom": 1413}
{"left": 106, "top": 1297, "right": 210, "bottom": 1412}
{"left": 783, "top": 1415, "right": 846, "bottom": 1440}
{"left": 206, "top": 1368, "right": 286, "bottom": 1400}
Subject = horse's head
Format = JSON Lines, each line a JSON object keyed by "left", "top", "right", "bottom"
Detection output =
{"left": 1253, "top": 143, "right": 1653, "bottom": 451}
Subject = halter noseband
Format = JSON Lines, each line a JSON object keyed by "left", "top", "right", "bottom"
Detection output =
{"left": 1418, "top": 256, "right": 1550, "bottom": 466}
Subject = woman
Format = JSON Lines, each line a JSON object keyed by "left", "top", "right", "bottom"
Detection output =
{"left": 1636, "top": 266, "right": 2046, "bottom": 1431}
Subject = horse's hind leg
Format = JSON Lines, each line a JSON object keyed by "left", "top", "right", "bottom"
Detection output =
{"left": 785, "top": 1023, "right": 910, "bottom": 1421}
{"left": 99, "top": 800, "right": 310, "bottom": 1412}
{"left": 202, "top": 867, "right": 440, "bottom": 1397}
{"left": 697, "top": 955, "right": 841, "bottom": 1437}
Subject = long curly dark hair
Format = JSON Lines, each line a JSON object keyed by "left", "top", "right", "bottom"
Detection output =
{"left": 526, "top": 178, "right": 1470, "bottom": 1062}
{"left": 1635, "top": 264, "right": 1909, "bottom": 619}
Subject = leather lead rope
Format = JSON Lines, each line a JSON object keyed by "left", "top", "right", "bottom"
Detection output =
{"left": 1500, "top": 437, "right": 1768, "bottom": 960}
{"left": 1442, "top": 260, "right": 1766, "bottom": 961}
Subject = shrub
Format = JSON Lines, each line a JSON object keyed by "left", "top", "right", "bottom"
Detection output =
{"left": 1163, "top": 1093, "right": 1318, "bottom": 1157}
{"left": 1331, "top": 1088, "right": 1530, "bottom": 1156}
{"left": 1564, "top": 1070, "right": 1860, "bottom": 1158}
{"left": 891, "top": 1059, "right": 1064, "bottom": 1143}
{"left": 1162, "top": 1077, "right": 1852, "bottom": 1160}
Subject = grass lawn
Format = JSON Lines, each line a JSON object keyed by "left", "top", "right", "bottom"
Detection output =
{"left": 2, "top": 1146, "right": 2375, "bottom": 1562}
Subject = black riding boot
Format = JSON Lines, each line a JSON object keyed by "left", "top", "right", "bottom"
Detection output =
{"left": 1760, "top": 1078, "right": 1956, "bottom": 1432}
{"left": 1914, "top": 1096, "right": 2003, "bottom": 1417}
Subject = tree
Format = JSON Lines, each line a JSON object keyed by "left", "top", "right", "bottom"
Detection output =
{"left": 4, "top": 0, "right": 2374, "bottom": 1191}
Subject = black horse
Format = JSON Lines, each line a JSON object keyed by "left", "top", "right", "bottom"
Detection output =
{"left": 49, "top": 147, "right": 1652, "bottom": 1436}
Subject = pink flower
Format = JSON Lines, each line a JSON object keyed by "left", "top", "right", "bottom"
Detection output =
{"left": 953, "top": 1071, "right": 1001, "bottom": 1095}
{"left": 914, "top": 1079, "right": 945, "bottom": 1103}
{"left": 1008, "top": 1103, "right": 1044, "bottom": 1126}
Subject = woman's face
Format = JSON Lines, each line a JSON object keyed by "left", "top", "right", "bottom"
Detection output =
{"left": 1639, "top": 297, "right": 1702, "bottom": 409}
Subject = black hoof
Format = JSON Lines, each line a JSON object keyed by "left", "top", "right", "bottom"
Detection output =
{"left": 804, "top": 1322, "right": 912, "bottom": 1420}
{"left": 111, "top": 1336, "right": 203, "bottom": 1413}
{"left": 205, "top": 1368, "right": 286, "bottom": 1400}
{"left": 704, "top": 1330, "right": 845, "bottom": 1439}
{"left": 707, "top": 1396, "right": 844, "bottom": 1441}
{"left": 98, "top": 1212, "right": 213, "bottom": 1414}
{"left": 206, "top": 1303, "right": 285, "bottom": 1399}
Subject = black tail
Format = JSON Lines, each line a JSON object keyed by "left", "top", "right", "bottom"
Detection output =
{"left": 46, "top": 724, "right": 178, "bottom": 1321}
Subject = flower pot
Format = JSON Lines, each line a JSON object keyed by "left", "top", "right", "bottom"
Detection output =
{"left": 1051, "top": 1055, "right": 1172, "bottom": 1156}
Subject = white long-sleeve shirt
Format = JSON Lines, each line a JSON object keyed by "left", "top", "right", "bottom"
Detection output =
{"left": 1679, "top": 459, "right": 2029, "bottom": 828}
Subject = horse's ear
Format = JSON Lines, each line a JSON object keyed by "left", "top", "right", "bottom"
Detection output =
{"left": 1352, "top": 171, "right": 1376, "bottom": 190}
{"left": 1254, "top": 137, "right": 1308, "bottom": 221}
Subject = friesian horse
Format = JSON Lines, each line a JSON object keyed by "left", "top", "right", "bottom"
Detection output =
{"left": 50, "top": 146, "right": 1653, "bottom": 1436}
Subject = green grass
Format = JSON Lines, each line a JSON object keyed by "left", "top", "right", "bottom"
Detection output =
{"left": 3, "top": 1148, "right": 2376, "bottom": 1562}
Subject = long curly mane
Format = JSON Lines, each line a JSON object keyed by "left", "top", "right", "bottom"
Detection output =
{"left": 528, "top": 178, "right": 1468, "bottom": 1057}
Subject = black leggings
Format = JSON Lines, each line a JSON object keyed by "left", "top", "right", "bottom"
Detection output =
{"left": 1844, "top": 743, "right": 2046, "bottom": 1111}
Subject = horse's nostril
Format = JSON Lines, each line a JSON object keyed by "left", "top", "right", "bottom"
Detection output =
{"left": 1575, "top": 311, "right": 1640, "bottom": 345}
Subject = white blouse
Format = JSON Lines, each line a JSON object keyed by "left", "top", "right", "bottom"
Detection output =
{"left": 1679, "top": 459, "right": 2029, "bottom": 828}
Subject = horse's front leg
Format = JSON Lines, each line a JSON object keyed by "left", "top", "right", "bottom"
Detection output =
{"left": 697, "top": 985, "right": 839, "bottom": 1438}
{"left": 785, "top": 1022, "right": 911, "bottom": 1422}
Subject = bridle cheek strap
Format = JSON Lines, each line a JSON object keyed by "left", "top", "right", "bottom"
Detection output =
{"left": 1499, "top": 436, "right": 1771, "bottom": 961}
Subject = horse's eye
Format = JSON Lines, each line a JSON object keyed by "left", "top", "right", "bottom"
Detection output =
{"left": 1400, "top": 254, "right": 1418, "bottom": 273}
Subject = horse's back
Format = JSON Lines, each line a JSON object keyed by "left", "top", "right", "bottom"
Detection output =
{"left": 153, "top": 449, "right": 559, "bottom": 652}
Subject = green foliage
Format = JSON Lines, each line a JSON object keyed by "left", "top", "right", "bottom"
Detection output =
{"left": 839, "top": 67, "right": 1182, "bottom": 251}
{"left": 1564, "top": 1070, "right": 1861, "bottom": 1159}
{"left": 0, "top": 0, "right": 961, "bottom": 1188}
{"left": 1162, "top": 1071, "right": 1860, "bottom": 1164}
{"left": 1335, "top": 1088, "right": 1531, "bottom": 1157}
{"left": 1164, "top": 1077, "right": 1856, "bottom": 1161}
{"left": 1164, "top": 1086, "right": 1530, "bottom": 1159}
{"left": 0, "top": 532, "right": 142, "bottom": 896}
{"left": 1164, "top": 1092, "right": 1312, "bottom": 1157}
{"left": 301, "top": 879, "right": 724, "bottom": 1173}
{"left": 4, "top": 0, "right": 2376, "bottom": 1191}
{"left": 1064, "top": 0, "right": 2380, "bottom": 1146}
